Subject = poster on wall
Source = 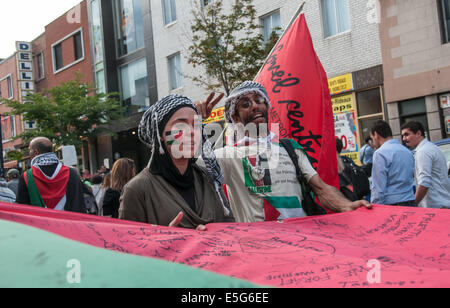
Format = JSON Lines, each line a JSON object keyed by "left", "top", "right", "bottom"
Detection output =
{"left": 332, "top": 94, "right": 361, "bottom": 165}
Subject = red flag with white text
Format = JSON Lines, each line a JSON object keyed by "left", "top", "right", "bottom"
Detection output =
{"left": 255, "top": 13, "right": 338, "bottom": 189}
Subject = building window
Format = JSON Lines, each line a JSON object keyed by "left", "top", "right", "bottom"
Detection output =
{"left": 74, "top": 31, "right": 83, "bottom": 61}
{"left": 53, "top": 43, "right": 63, "bottom": 71}
{"left": 355, "top": 87, "right": 384, "bottom": 144}
{"left": 399, "top": 97, "right": 429, "bottom": 137}
{"left": 201, "top": 0, "right": 214, "bottom": 7}
{"left": 439, "top": 0, "right": 450, "bottom": 44}
{"left": 91, "top": 0, "right": 106, "bottom": 93}
{"left": 119, "top": 58, "right": 149, "bottom": 115}
{"left": 7, "top": 76, "right": 13, "bottom": 99}
{"left": 51, "top": 28, "right": 84, "bottom": 73}
{"left": 162, "top": 0, "right": 177, "bottom": 25}
{"left": 36, "top": 52, "right": 45, "bottom": 80}
{"left": 168, "top": 53, "right": 183, "bottom": 90}
{"left": 261, "top": 10, "right": 281, "bottom": 43}
{"left": 322, "top": 0, "right": 351, "bottom": 37}
{"left": 114, "top": 0, "right": 145, "bottom": 57}
{"left": 10, "top": 116, "right": 16, "bottom": 138}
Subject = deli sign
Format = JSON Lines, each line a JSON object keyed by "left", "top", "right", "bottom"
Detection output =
{"left": 16, "top": 41, "right": 36, "bottom": 129}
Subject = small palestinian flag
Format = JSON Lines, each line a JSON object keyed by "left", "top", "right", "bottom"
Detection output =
{"left": 165, "top": 130, "right": 183, "bottom": 146}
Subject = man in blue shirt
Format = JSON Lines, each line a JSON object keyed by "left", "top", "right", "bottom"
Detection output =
{"left": 359, "top": 137, "right": 375, "bottom": 177}
{"left": 370, "top": 121, "right": 415, "bottom": 206}
{"left": 401, "top": 121, "right": 450, "bottom": 209}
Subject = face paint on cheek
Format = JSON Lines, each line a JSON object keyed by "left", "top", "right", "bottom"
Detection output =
{"left": 165, "top": 130, "right": 184, "bottom": 146}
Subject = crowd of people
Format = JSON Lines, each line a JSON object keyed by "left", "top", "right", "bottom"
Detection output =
{"left": 1, "top": 81, "right": 449, "bottom": 230}
{"left": 337, "top": 120, "right": 450, "bottom": 209}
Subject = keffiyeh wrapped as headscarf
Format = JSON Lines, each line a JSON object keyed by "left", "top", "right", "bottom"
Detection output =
{"left": 138, "top": 94, "right": 225, "bottom": 206}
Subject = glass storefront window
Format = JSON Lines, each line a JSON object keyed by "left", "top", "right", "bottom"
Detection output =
{"left": 356, "top": 88, "right": 382, "bottom": 116}
{"left": 359, "top": 116, "right": 383, "bottom": 142}
{"left": 114, "top": 0, "right": 145, "bottom": 57}
{"left": 119, "top": 58, "right": 149, "bottom": 115}
{"left": 91, "top": 0, "right": 104, "bottom": 64}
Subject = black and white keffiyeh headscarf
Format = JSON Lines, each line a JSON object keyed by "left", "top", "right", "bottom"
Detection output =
{"left": 138, "top": 94, "right": 226, "bottom": 207}
{"left": 31, "top": 152, "right": 62, "bottom": 180}
{"left": 224, "top": 81, "right": 271, "bottom": 124}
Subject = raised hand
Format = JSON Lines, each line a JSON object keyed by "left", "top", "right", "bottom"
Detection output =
{"left": 194, "top": 92, "right": 225, "bottom": 120}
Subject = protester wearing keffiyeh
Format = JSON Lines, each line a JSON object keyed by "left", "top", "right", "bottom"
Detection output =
{"left": 119, "top": 94, "right": 234, "bottom": 228}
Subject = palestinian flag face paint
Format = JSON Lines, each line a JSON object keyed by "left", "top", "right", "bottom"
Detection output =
{"left": 165, "top": 130, "right": 184, "bottom": 146}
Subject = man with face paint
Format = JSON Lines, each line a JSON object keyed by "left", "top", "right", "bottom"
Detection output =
{"left": 196, "top": 81, "right": 371, "bottom": 223}
{"left": 119, "top": 94, "right": 234, "bottom": 229}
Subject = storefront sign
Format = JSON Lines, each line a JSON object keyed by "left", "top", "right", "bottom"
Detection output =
{"left": 328, "top": 73, "right": 354, "bottom": 96}
{"left": 440, "top": 94, "right": 450, "bottom": 109}
{"left": 332, "top": 94, "right": 361, "bottom": 165}
{"left": 203, "top": 106, "right": 225, "bottom": 125}
{"left": 16, "top": 41, "right": 36, "bottom": 130}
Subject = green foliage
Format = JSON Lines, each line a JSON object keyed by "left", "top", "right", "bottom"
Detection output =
{"left": 187, "top": 0, "right": 280, "bottom": 95}
{"left": 5, "top": 150, "right": 23, "bottom": 162}
{"left": 3, "top": 77, "right": 124, "bottom": 149}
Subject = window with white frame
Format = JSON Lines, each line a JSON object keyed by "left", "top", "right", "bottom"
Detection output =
{"left": 168, "top": 53, "right": 183, "bottom": 90}
{"left": 51, "top": 28, "right": 85, "bottom": 73}
{"left": 261, "top": 10, "right": 281, "bottom": 43}
{"left": 162, "top": 0, "right": 177, "bottom": 25}
{"left": 321, "top": 0, "right": 351, "bottom": 37}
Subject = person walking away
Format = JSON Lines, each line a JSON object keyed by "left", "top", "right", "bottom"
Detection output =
{"left": 6, "top": 169, "right": 20, "bottom": 196}
{"left": 401, "top": 121, "right": 450, "bottom": 209}
{"left": 15, "top": 137, "right": 86, "bottom": 212}
{"left": 102, "top": 158, "right": 136, "bottom": 218}
{"left": 359, "top": 137, "right": 375, "bottom": 177}
{"left": 370, "top": 121, "right": 415, "bottom": 206}
{"left": 0, "top": 181, "right": 16, "bottom": 203}
{"left": 96, "top": 173, "right": 110, "bottom": 216}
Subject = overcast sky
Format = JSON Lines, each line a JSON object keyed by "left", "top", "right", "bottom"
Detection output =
{"left": 0, "top": 0, "right": 82, "bottom": 59}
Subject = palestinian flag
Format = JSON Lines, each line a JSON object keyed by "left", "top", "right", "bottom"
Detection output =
{"left": 24, "top": 165, "right": 70, "bottom": 209}
{"left": 165, "top": 130, "right": 183, "bottom": 146}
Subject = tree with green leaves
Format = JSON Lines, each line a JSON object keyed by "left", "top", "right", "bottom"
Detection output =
{"left": 3, "top": 77, "right": 124, "bottom": 150}
{"left": 187, "top": 0, "right": 280, "bottom": 95}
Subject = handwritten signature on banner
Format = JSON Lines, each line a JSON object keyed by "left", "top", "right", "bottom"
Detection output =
{"left": 0, "top": 204, "right": 449, "bottom": 288}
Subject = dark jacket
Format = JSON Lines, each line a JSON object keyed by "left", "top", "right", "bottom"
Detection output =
{"left": 119, "top": 165, "right": 234, "bottom": 228}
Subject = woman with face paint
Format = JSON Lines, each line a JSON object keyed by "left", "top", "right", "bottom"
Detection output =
{"left": 119, "top": 94, "right": 234, "bottom": 230}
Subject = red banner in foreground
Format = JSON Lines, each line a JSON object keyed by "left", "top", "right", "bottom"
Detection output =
{"left": 1, "top": 203, "right": 449, "bottom": 288}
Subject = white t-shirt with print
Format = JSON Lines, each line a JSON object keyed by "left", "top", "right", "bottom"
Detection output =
{"left": 213, "top": 138, "right": 317, "bottom": 223}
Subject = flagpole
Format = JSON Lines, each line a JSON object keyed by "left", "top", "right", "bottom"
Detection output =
{"left": 254, "top": 1, "right": 306, "bottom": 79}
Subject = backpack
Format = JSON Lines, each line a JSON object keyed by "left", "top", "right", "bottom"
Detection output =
{"left": 340, "top": 156, "right": 370, "bottom": 200}
{"left": 279, "top": 139, "right": 327, "bottom": 216}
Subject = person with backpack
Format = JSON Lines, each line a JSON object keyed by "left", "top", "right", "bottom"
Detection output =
{"left": 195, "top": 81, "right": 371, "bottom": 222}
{"left": 15, "top": 137, "right": 87, "bottom": 213}
{"left": 370, "top": 121, "right": 416, "bottom": 206}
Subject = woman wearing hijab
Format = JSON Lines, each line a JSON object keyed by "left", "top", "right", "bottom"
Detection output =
{"left": 119, "top": 94, "right": 234, "bottom": 229}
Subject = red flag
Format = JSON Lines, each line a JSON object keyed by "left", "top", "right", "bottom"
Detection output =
{"left": 2, "top": 203, "right": 450, "bottom": 288}
{"left": 255, "top": 13, "right": 338, "bottom": 189}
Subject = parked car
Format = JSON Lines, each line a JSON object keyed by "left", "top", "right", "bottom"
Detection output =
{"left": 434, "top": 138, "right": 450, "bottom": 178}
